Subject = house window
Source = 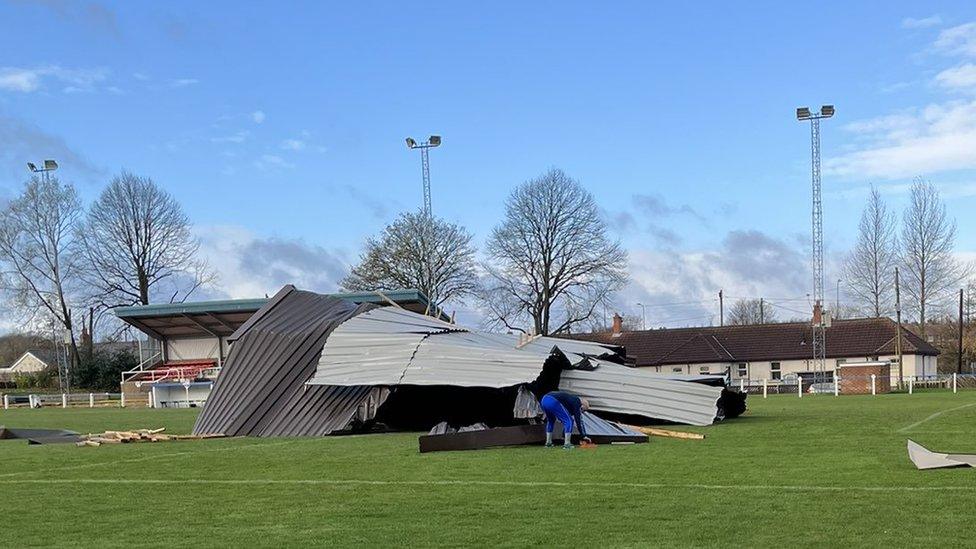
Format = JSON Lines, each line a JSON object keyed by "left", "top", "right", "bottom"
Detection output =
{"left": 672, "top": 367, "right": 683, "bottom": 373}
{"left": 737, "top": 363, "right": 748, "bottom": 378}
{"left": 699, "top": 366, "right": 710, "bottom": 374}
{"left": 770, "top": 362, "right": 781, "bottom": 381}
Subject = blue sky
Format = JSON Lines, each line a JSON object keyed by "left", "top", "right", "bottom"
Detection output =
{"left": 2, "top": 1, "right": 976, "bottom": 327}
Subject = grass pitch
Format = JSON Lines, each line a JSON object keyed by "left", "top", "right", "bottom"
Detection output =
{"left": 2, "top": 392, "right": 976, "bottom": 547}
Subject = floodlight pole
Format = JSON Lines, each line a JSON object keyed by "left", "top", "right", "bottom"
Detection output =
{"left": 27, "top": 159, "right": 58, "bottom": 183}
{"left": 405, "top": 137, "right": 440, "bottom": 218}
{"left": 797, "top": 106, "right": 833, "bottom": 386}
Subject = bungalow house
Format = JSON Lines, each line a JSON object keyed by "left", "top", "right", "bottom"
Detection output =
{"left": 567, "top": 315, "right": 939, "bottom": 384}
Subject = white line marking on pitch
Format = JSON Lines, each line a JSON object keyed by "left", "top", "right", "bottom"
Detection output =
{"left": 897, "top": 401, "right": 976, "bottom": 433}
{"left": 0, "top": 478, "right": 974, "bottom": 492}
{"left": 0, "top": 438, "right": 303, "bottom": 479}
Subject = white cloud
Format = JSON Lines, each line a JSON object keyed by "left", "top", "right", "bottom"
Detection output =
{"left": 196, "top": 225, "right": 349, "bottom": 299}
{"left": 0, "top": 68, "right": 42, "bottom": 92}
{"left": 280, "top": 138, "right": 305, "bottom": 151}
{"left": 620, "top": 230, "right": 811, "bottom": 327}
{"left": 252, "top": 110, "right": 266, "bottom": 124}
{"left": 936, "top": 63, "right": 976, "bottom": 90}
{"left": 935, "top": 22, "right": 976, "bottom": 57}
{"left": 902, "top": 15, "right": 943, "bottom": 29}
{"left": 0, "top": 65, "right": 108, "bottom": 93}
{"left": 255, "top": 153, "right": 294, "bottom": 169}
{"left": 132, "top": 72, "right": 150, "bottom": 81}
{"left": 170, "top": 78, "right": 199, "bottom": 88}
{"left": 827, "top": 23, "right": 976, "bottom": 179}
{"left": 829, "top": 99, "right": 976, "bottom": 179}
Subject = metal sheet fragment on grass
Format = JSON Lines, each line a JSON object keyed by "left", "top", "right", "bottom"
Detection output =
{"left": 908, "top": 439, "right": 976, "bottom": 470}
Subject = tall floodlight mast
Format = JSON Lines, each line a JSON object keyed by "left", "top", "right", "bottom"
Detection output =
{"left": 405, "top": 135, "right": 442, "bottom": 217}
{"left": 796, "top": 105, "right": 834, "bottom": 385}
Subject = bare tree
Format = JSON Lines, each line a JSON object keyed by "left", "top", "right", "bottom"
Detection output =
{"left": 726, "top": 299, "right": 777, "bottom": 325}
{"left": 342, "top": 211, "right": 478, "bottom": 312}
{"left": 480, "top": 168, "right": 627, "bottom": 335}
{"left": 0, "top": 176, "right": 82, "bottom": 370}
{"left": 77, "top": 172, "right": 213, "bottom": 307}
{"left": 844, "top": 186, "right": 897, "bottom": 317}
{"left": 901, "top": 178, "right": 968, "bottom": 335}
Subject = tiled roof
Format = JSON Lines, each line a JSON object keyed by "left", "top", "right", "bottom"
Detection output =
{"left": 565, "top": 318, "right": 939, "bottom": 367}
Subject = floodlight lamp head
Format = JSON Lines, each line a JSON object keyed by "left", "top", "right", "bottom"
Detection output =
{"left": 27, "top": 162, "right": 37, "bottom": 172}
{"left": 820, "top": 105, "right": 835, "bottom": 118}
{"left": 44, "top": 159, "right": 58, "bottom": 170}
{"left": 428, "top": 135, "right": 441, "bottom": 147}
{"left": 405, "top": 137, "right": 417, "bottom": 149}
{"left": 796, "top": 107, "right": 812, "bottom": 120}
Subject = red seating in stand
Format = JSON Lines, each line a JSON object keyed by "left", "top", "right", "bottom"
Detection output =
{"left": 127, "top": 359, "right": 218, "bottom": 384}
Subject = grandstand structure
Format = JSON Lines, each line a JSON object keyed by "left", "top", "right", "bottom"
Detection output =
{"left": 115, "top": 290, "right": 448, "bottom": 406}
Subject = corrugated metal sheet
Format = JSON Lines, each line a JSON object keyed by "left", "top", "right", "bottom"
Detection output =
{"left": 407, "top": 331, "right": 549, "bottom": 387}
{"left": 311, "top": 309, "right": 545, "bottom": 388}
{"left": 192, "top": 289, "right": 377, "bottom": 437}
{"left": 558, "top": 358, "right": 722, "bottom": 426}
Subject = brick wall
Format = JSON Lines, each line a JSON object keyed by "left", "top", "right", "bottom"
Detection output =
{"left": 838, "top": 364, "right": 892, "bottom": 395}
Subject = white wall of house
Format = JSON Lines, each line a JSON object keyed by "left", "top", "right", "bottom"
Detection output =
{"left": 643, "top": 353, "right": 937, "bottom": 382}
{"left": 6, "top": 352, "right": 50, "bottom": 373}
{"left": 166, "top": 337, "right": 224, "bottom": 362}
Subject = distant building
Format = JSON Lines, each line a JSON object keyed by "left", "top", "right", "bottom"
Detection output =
{"left": 566, "top": 315, "right": 939, "bottom": 383}
{"left": 0, "top": 350, "right": 55, "bottom": 383}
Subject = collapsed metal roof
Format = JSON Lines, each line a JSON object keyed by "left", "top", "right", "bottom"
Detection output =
{"left": 309, "top": 305, "right": 724, "bottom": 426}
{"left": 194, "top": 286, "right": 728, "bottom": 437}
{"left": 193, "top": 287, "right": 379, "bottom": 437}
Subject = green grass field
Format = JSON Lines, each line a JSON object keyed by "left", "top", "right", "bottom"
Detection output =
{"left": 2, "top": 392, "right": 976, "bottom": 547}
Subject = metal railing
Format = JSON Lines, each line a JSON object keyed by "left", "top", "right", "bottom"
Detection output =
{"left": 731, "top": 373, "right": 976, "bottom": 398}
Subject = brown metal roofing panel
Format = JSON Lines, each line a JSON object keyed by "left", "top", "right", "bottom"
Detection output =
{"left": 192, "top": 288, "right": 375, "bottom": 437}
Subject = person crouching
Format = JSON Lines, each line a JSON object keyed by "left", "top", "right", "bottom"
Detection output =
{"left": 540, "top": 391, "right": 590, "bottom": 449}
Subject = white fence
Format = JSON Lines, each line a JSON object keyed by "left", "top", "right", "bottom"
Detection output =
{"left": 735, "top": 373, "right": 976, "bottom": 398}
{"left": 0, "top": 392, "right": 142, "bottom": 409}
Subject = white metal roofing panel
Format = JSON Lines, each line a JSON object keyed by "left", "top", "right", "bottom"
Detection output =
{"left": 310, "top": 332, "right": 425, "bottom": 385}
{"left": 404, "top": 331, "right": 547, "bottom": 387}
{"left": 559, "top": 358, "right": 723, "bottom": 426}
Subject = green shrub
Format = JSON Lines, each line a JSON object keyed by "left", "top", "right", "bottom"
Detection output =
{"left": 70, "top": 349, "right": 138, "bottom": 392}
{"left": 11, "top": 369, "right": 56, "bottom": 389}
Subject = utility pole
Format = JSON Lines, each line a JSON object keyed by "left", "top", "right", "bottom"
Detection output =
{"left": 637, "top": 303, "right": 646, "bottom": 331}
{"left": 836, "top": 278, "right": 842, "bottom": 317}
{"left": 719, "top": 290, "right": 724, "bottom": 327}
{"left": 797, "top": 105, "right": 835, "bottom": 385}
{"left": 895, "top": 267, "right": 903, "bottom": 387}
{"left": 959, "top": 288, "right": 964, "bottom": 375}
{"left": 760, "top": 298, "right": 765, "bottom": 324}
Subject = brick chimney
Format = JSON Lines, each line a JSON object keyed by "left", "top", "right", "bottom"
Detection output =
{"left": 612, "top": 313, "right": 623, "bottom": 335}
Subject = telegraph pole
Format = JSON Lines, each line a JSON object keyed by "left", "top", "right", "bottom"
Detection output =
{"left": 959, "top": 288, "right": 964, "bottom": 375}
{"left": 719, "top": 290, "right": 724, "bottom": 327}
{"left": 895, "top": 267, "right": 903, "bottom": 386}
{"left": 797, "top": 105, "right": 834, "bottom": 385}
